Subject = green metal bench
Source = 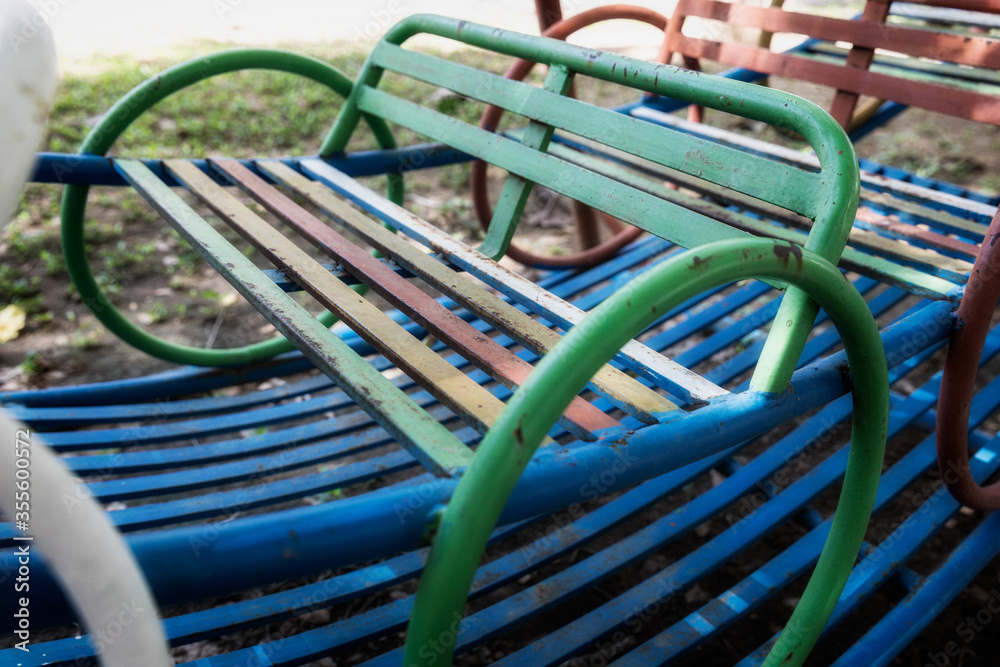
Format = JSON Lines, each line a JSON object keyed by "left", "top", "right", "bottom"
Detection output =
{"left": 5, "top": 4, "right": 1000, "bottom": 665}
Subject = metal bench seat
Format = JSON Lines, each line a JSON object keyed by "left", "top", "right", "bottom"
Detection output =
{"left": 5, "top": 146, "right": 997, "bottom": 663}
{"left": 2, "top": 234, "right": 995, "bottom": 664}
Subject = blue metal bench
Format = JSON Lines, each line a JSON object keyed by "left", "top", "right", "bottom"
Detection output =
{"left": 3, "top": 2, "right": 1000, "bottom": 665}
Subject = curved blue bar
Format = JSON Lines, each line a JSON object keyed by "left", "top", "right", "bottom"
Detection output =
{"left": 0, "top": 299, "right": 953, "bottom": 630}
{"left": 29, "top": 143, "right": 471, "bottom": 185}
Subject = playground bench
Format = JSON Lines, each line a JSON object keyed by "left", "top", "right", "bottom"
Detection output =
{"left": 3, "top": 1, "right": 1000, "bottom": 665}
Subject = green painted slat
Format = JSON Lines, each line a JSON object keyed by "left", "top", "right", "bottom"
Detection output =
{"left": 114, "top": 159, "right": 473, "bottom": 475}
{"left": 479, "top": 63, "right": 575, "bottom": 260}
{"left": 630, "top": 104, "right": 997, "bottom": 228}
{"left": 370, "top": 41, "right": 822, "bottom": 220}
{"left": 538, "top": 134, "right": 971, "bottom": 283}
{"left": 539, "top": 141, "right": 961, "bottom": 299}
{"left": 354, "top": 86, "right": 752, "bottom": 251}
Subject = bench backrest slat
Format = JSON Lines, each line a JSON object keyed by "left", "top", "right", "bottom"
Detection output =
{"left": 323, "top": 14, "right": 859, "bottom": 267}
{"left": 369, "top": 41, "right": 825, "bottom": 221}
{"left": 665, "top": 0, "right": 1000, "bottom": 128}
{"left": 675, "top": 0, "right": 1000, "bottom": 69}
{"left": 354, "top": 85, "right": 752, "bottom": 251}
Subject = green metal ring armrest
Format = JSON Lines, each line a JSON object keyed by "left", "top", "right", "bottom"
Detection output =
{"left": 61, "top": 49, "right": 403, "bottom": 366}
{"left": 404, "top": 238, "right": 890, "bottom": 667}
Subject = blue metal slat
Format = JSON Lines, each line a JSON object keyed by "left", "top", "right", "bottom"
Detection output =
{"left": 486, "top": 319, "right": 969, "bottom": 664}
{"left": 61, "top": 397, "right": 417, "bottom": 475}
{"left": 0, "top": 351, "right": 315, "bottom": 408}
{"left": 699, "top": 282, "right": 904, "bottom": 387}
{"left": 84, "top": 410, "right": 456, "bottom": 502}
{"left": 735, "top": 364, "right": 1000, "bottom": 665}
{"left": 619, "top": 360, "right": 1000, "bottom": 664}
{"left": 7, "top": 373, "right": 335, "bottom": 427}
{"left": 37, "top": 389, "right": 365, "bottom": 451}
{"left": 0, "top": 297, "right": 953, "bottom": 631}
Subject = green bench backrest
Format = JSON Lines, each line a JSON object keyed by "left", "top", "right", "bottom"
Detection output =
{"left": 320, "top": 14, "right": 860, "bottom": 268}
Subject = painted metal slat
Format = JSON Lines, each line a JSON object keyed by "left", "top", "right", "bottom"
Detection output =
{"left": 288, "top": 158, "right": 726, "bottom": 404}
{"left": 208, "top": 157, "right": 619, "bottom": 439}
{"left": 7, "top": 373, "right": 333, "bottom": 426}
{"left": 114, "top": 158, "right": 472, "bottom": 475}
{"left": 352, "top": 86, "right": 754, "bottom": 252}
{"left": 370, "top": 41, "right": 822, "bottom": 220}
{"left": 164, "top": 158, "right": 511, "bottom": 439}
{"left": 540, "top": 135, "right": 967, "bottom": 296}
{"left": 260, "top": 160, "right": 689, "bottom": 417}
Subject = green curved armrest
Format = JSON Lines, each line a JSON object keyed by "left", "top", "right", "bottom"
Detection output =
{"left": 404, "top": 238, "right": 889, "bottom": 667}
{"left": 61, "top": 48, "right": 403, "bottom": 366}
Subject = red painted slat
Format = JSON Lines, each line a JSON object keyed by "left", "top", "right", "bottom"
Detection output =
{"left": 210, "top": 158, "right": 621, "bottom": 439}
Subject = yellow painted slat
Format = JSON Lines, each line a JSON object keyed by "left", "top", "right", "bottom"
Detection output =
{"left": 260, "top": 160, "right": 681, "bottom": 422}
{"left": 164, "top": 159, "right": 508, "bottom": 434}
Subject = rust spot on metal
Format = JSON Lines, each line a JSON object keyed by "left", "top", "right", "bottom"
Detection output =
{"left": 836, "top": 359, "right": 852, "bottom": 388}
{"left": 773, "top": 243, "right": 803, "bottom": 268}
{"left": 513, "top": 416, "right": 525, "bottom": 445}
{"left": 691, "top": 254, "right": 711, "bottom": 269}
